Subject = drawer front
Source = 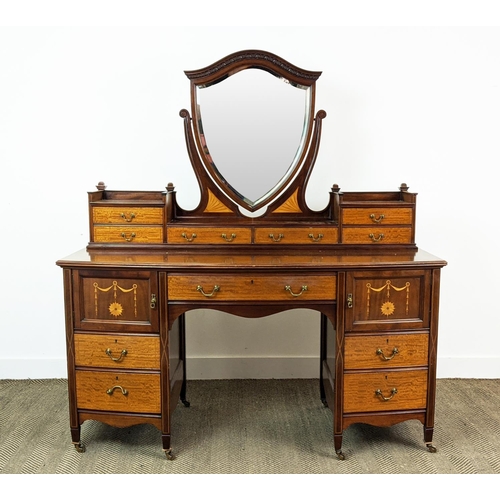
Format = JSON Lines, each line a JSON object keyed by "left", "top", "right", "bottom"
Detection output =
{"left": 76, "top": 371, "right": 161, "bottom": 413}
{"left": 92, "top": 206, "right": 164, "bottom": 225}
{"left": 167, "top": 227, "right": 252, "bottom": 244}
{"left": 73, "top": 270, "right": 159, "bottom": 333}
{"left": 343, "top": 369, "right": 428, "bottom": 413}
{"left": 345, "top": 270, "right": 431, "bottom": 332}
{"left": 344, "top": 333, "right": 428, "bottom": 369}
{"left": 342, "top": 227, "right": 412, "bottom": 244}
{"left": 74, "top": 333, "right": 160, "bottom": 369}
{"left": 342, "top": 207, "right": 413, "bottom": 225}
{"left": 93, "top": 226, "right": 164, "bottom": 244}
{"left": 168, "top": 274, "right": 336, "bottom": 301}
{"left": 254, "top": 227, "right": 338, "bottom": 244}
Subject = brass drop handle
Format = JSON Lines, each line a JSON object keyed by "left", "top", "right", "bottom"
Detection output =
{"left": 347, "top": 293, "right": 353, "bottom": 308}
{"left": 269, "top": 233, "right": 284, "bottom": 242}
{"left": 370, "top": 213, "right": 385, "bottom": 224}
{"left": 375, "top": 388, "right": 398, "bottom": 401}
{"left": 221, "top": 233, "right": 236, "bottom": 242}
{"left": 376, "top": 347, "right": 399, "bottom": 361}
{"left": 308, "top": 233, "right": 324, "bottom": 242}
{"left": 121, "top": 232, "right": 136, "bottom": 242}
{"left": 284, "top": 285, "right": 308, "bottom": 297}
{"left": 181, "top": 232, "right": 197, "bottom": 242}
{"left": 120, "top": 212, "right": 136, "bottom": 222}
{"left": 369, "top": 233, "right": 384, "bottom": 242}
{"left": 196, "top": 285, "right": 220, "bottom": 297}
{"left": 150, "top": 293, "right": 157, "bottom": 309}
{"left": 106, "top": 385, "right": 128, "bottom": 396}
{"left": 105, "top": 348, "right": 128, "bottom": 362}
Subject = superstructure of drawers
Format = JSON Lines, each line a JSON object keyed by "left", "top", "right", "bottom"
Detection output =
{"left": 334, "top": 183, "right": 417, "bottom": 246}
{"left": 88, "top": 185, "right": 167, "bottom": 248}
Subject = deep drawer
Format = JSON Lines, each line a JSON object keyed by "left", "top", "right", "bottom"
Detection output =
{"left": 168, "top": 274, "right": 336, "bottom": 301}
{"left": 167, "top": 227, "right": 252, "bottom": 244}
{"left": 343, "top": 369, "right": 427, "bottom": 413}
{"left": 76, "top": 370, "right": 160, "bottom": 413}
{"left": 254, "top": 227, "right": 339, "bottom": 244}
{"left": 342, "top": 207, "right": 413, "bottom": 225}
{"left": 344, "top": 333, "right": 428, "bottom": 369}
{"left": 92, "top": 206, "right": 164, "bottom": 224}
{"left": 93, "top": 226, "right": 164, "bottom": 243}
{"left": 342, "top": 227, "right": 412, "bottom": 244}
{"left": 74, "top": 333, "right": 160, "bottom": 370}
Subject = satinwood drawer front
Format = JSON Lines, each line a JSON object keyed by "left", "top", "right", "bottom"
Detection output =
{"left": 93, "top": 226, "right": 164, "bottom": 244}
{"left": 168, "top": 274, "right": 336, "bottom": 301}
{"left": 343, "top": 369, "right": 428, "bottom": 413}
{"left": 73, "top": 270, "right": 159, "bottom": 333}
{"left": 74, "top": 333, "right": 160, "bottom": 370}
{"left": 342, "top": 227, "right": 412, "bottom": 244}
{"left": 345, "top": 270, "right": 431, "bottom": 332}
{"left": 344, "top": 333, "right": 428, "bottom": 370}
{"left": 76, "top": 371, "right": 160, "bottom": 413}
{"left": 92, "top": 206, "right": 164, "bottom": 225}
{"left": 254, "top": 227, "right": 339, "bottom": 244}
{"left": 167, "top": 227, "right": 252, "bottom": 244}
{"left": 342, "top": 208, "right": 413, "bottom": 225}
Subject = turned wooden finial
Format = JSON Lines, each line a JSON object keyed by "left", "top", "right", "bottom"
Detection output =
{"left": 96, "top": 181, "right": 106, "bottom": 191}
{"left": 399, "top": 183, "right": 409, "bottom": 192}
{"left": 331, "top": 184, "right": 340, "bottom": 193}
{"left": 166, "top": 183, "right": 175, "bottom": 192}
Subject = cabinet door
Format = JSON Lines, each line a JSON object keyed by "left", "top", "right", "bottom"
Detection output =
{"left": 345, "top": 269, "right": 431, "bottom": 332}
{"left": 73, "top": 269, "right": 159, "bottom": 332}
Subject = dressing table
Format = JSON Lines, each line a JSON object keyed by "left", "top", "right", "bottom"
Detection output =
{"left": 56, "top": 50, "right": 447, "bottom": 460}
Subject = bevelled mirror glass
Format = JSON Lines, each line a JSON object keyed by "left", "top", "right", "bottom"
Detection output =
{"left": 184, "top": 50, "right": 322, "bottom": 213}
{"left": 195, "top": 69, "right": 311, "bottom": 209}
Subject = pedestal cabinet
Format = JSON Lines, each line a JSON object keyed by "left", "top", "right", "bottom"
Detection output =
{"left": 62, "top": 267, "right": 186, "bottom": 457}
{"left": 321, "top": 268, "right": 442, "bottom": 459}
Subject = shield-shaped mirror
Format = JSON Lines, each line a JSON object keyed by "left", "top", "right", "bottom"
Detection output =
{"left": 185, "top": 50, "right": 322, "bottom": 213}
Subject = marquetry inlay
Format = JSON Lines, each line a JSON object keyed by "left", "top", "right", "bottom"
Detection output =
{"left": 204, "top": 189, "right": 233, "bottom": 213}
{"left": 272, "top": 189, "right": 302, "bottom": 213}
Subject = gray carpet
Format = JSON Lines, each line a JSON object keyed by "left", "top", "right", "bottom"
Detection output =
{"left": 0, "top": 378, "right": 499, "bottom": 474}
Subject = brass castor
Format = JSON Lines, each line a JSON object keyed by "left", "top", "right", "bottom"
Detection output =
{"left": 74, "top": 442, "right": 86, "bottom": 453}
{"left": 335, "top": 450, "right": 345, "bottom": 460}
{"left": 426, "top": 443, "right": 437, "bottom": 453}
{"left": 164, "top": 448, "right": 175, "bottom": 460}
{"left": 181, "top": 399, "right": 191, "bottom": 408}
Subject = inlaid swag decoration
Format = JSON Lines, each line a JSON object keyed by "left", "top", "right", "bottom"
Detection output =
{"left": 366, "top": 280, "right": 411, "bottom": 317}
{"left": 93, "top": 281, "right": 139, "bottom": 318}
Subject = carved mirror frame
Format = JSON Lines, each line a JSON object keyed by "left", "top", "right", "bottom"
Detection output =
{"left": 177, "top": 49, "right": 328, "bottom": 220}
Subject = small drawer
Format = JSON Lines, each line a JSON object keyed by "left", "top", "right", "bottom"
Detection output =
{"left": 93, "top": 226, "right": 164, "bottom": 244}
{"left": 76, "top": 370, "right": 161, "bottom": 413}
{"left": 342, "top": 227, "right": 412, "bottom": 244}
{"left": 343, "top": 369, "right": 427, "bottom": 413}
{"left": 92, "top": 206, "right": 164, "bottom": 225}
{"left": 167, "top": 227, "right": 252, "bottom": 244}
{"left": 168, "top": 274, "right": 336, "bottom": 301}
{"left": 74, "top": 333, "right": 160, "bottom": 370}
{"left": 342, "top": 208, "right": 413, "bottom": 225}
{"left": 344, "top": 333, "right": 428, "bottom": 370}
{"left": 254, "top": 227, "right": 338, "bottom": 244}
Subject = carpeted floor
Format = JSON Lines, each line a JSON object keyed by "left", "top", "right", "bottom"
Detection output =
{"left": 0, "top": 378, "right": 499, "bottom": 474}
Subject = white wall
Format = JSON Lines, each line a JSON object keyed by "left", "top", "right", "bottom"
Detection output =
{"left": 1, "top": 26, "right": 499, "bottom": 379}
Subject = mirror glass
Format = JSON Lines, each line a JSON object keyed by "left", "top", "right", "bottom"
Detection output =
{"left": 195, "top": 69, "right": 311, "bottom": 208}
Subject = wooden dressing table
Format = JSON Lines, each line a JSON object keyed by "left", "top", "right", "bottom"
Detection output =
{"left": 56, "top": 50, "right": 447, "bottom": 460}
